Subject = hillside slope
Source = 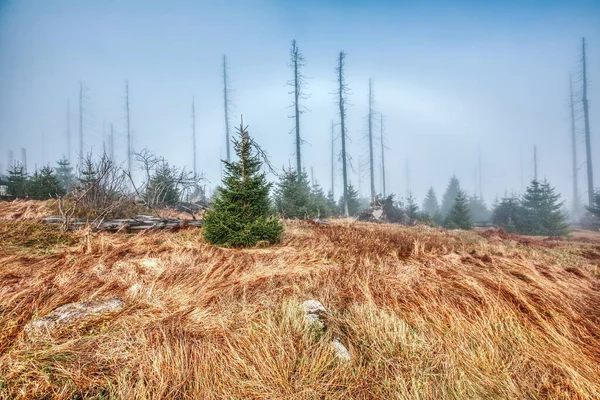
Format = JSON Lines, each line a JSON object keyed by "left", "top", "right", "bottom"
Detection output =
{"left": 1, "top": 213, "right": 600, "bottom": 399}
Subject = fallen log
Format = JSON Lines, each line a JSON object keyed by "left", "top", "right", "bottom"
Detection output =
{"left": 42, "top": 216, "right": 203, "bottom": 232}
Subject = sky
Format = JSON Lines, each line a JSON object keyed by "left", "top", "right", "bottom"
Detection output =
{"left": 0, "top": 0, "right": 599, "bottom": 207}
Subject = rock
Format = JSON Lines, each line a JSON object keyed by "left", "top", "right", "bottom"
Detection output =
{"left": 305, "top": 313, "right": 324, "bottom": 329}
{"left": 26, "top": 298, "right": 125, "bottom": 333}
{"left": 301, "top": 300, "right": 327, "bottom": 315}
{"left": 331, "top": 338, "right": 351, "bottom": 362}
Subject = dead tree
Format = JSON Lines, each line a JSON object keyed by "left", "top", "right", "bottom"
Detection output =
{"left": 368, "top": 79, "right": 376, "bottom": 202}
{"left": 223, "top": 55, "right": 231, "bottom": 162}
{"left": 570, "top": 73, "right": 579, "bottom": 213}
{"left": 336, "top": 51, "right": 350, "bottom": 217}
{"left": 79, "top": 81, "right": 83, "bottom": 168}
{"left": 380, "top": 113, "right": 386, "bottom": 198}
{"left": 66, "top": 100, "right": 71, "bottom": 163}
{"left": 330, "top": 120, "right": 335, "bottom": 199}
{"left": 478, "top": 144, "right": 483, "bottom": 199}
{"left": 289, "top": 40, "right": 308, "bottom": 177}
{"left": 125, "top": 80, "right": 132, "bottom": 175}
{"left": 581, "top": 38, "right": 593, "bottom": 206}
{"left": 21, "top": 148, "right": 27, "bottom": 172}
{"left": 109, "top": 123, "right": 115, "bottom": 162}
{"left": 192, "top": 96, "right": 197, "bottom": 176}
{"left": 534, "top": 145, "right": 538, "bottom": 181}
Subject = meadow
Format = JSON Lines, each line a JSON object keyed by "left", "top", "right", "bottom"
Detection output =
{"left": 1, "top": 200, "right": 600, "bottom": 399}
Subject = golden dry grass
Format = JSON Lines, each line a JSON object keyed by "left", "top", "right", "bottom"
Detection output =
{"left": 1, "top": 212, "right": 600, "bottom": 399}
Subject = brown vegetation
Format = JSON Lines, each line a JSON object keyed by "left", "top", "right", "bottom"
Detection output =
{"left": 1, "top": 211, "right": 600, "bottom": 398}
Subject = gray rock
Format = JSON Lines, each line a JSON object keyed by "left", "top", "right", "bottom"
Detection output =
{"left": 305, "top": 313, "right": 324, "bottom": 329}
{"left": 301, "top": 300, "right": 327, "bottom": 315}
{"left": 26, "top": 298, "right": 125, "bottom": 333}
{"left": 331, "top": 338, "right": 351, "bottom": 362}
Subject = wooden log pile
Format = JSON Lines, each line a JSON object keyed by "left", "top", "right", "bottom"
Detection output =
{"left": 42, "top": 215, "right": 203, "bottom": 232}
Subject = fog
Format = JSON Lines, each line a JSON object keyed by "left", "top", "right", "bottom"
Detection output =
{"left": 1, "top": 0, "right": 599, "bottom": 206}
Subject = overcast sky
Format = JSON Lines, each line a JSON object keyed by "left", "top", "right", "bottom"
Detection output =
{"left": 1, "top": 0, "right": 599, "bottom": 205}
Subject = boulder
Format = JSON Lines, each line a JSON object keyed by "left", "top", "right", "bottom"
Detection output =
{"left": 301, "top": 299, "right": 327, "bottom": 315}
{"left": 26, "top": 298, "right": 125, "bottom": 333}
{"left": 331, "top": 338, "right": 351, "bottom": 362}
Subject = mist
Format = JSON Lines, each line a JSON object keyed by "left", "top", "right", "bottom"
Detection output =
{"left": 1, "top": 0, "right": 599, "bottom": 207}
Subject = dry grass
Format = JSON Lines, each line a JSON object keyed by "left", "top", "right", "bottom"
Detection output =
{"left": 0, "top": 199, "right": 56, "bottom": 220}
{"left": 1, "top": 213, "right": 600, "bottom": 399}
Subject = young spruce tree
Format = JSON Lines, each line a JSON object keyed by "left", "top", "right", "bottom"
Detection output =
{"left": 204, "top": 121, "right": 283, "bottom": 247}
{"left": 339, "top": 183, "right": 360, "bottom": 216}
{"left": 440, "top": 175, "right": 461, "bottom": 216}
{"left": 444, "top": 189, "right": 472, "bottom": 230}
{"left": 55, "top": 156, "right": 76, "bottom": 193}
{"left": 274, "top": 168, "right": 313, "bottom": 219}
{"left": 519, "top": 179, "right": 568, "bottom": 236}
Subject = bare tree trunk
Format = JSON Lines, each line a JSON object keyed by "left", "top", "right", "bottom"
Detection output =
{"left": 582, "top": 38, "right": 594, "bottom": 206}
{"left": 126, "top": 80, "right": 132, "bottom": 175}
{"left": 192, "top": 96, "right": 197, "bottom": 176}
{"left": 380, "top": 113, "right": 386, "bottom": 198}
{"left": 21, "top": 148, "right": 27, "bottom": 172}
{"left": 67, "top": 100, "right": 71, "bottom": 163}
{"left": 102, "top": 121, "right": 106, "bottom": 155}
{"left": 290, "top": 40, "right": 304, "bottom": 176}
{"left": 405, "top": 160, "right": 410, "bottom": 197}
{"left": 223, "top": 56, "right": 231, "bottom": 162}
{"left": 570, "top": 73, "right": 579, "bottom": 213}
{"left": 478, "top": 144, "right": 483, "bottom": 199}
{"left": 79, "top": 81, "right": 83, "bottom": 169}
{"left": 331, "top": 120, "right": 335, "bottom": 199}
{"left": 110, "top": 123, "right": 115, "bottom": 162}
{"left": 337, "top": 52, "right": 349, "bottom": 217}
{"left": 368, "top": 79, "right": 375, "bottom": 202}
{"left": 533, "top": 145, "right": 538, "bottom": 181}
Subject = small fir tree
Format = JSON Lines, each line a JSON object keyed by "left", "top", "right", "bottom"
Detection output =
{"left": 311, "top": 181, "right": 331, "bottom": 218}
{"left": 274, "top": 169, "right": 314, "bottom": 219}
{"left": 586, "top": 190, "right": 600, "bottom": 219}
{"left": 339, "top": 184, "right": 361, "bottom": 216}
{"left": 55, "top": 156, "right": 76, "bottom": 193}
{"left": 145, "top": 161, "right": 180, "bottom": 207}
{"left": 422, "top": 187, "right": 440, "bottom": 217}
{"left": 440, "top": 175, "right": 461, "bottom": 216}
{"left": 468, "top": 194, "right": 490, "bottom": 222}
{"left": 326, "top": 190, "right": 339, "bottom": 216}
{"left": 405, "top": 192, "right": 420, "bottom": 224}
{"left": 28, "top": 166, "right": 62, "bottom": 200}
{"left": 444, "top": 189, "right": 472, "bottom": 229}
{"left": 203, "top": 122, "right": 283, "bottom": 247}
{"left": 6, "top": 164, "right": 28, "bottom": 197}
{"left": 491, "top": 195, "right": 521, "bottom": 233}
{"left": 519, "top": 179, "right": 568, "bottom": 236}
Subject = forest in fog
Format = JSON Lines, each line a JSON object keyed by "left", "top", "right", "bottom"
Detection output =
{"left": 0, "top": 1, "right": 599, "bottom": 231}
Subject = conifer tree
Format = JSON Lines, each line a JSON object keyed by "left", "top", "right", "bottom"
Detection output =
{"left": 339, "top": 183, "right": 360, "bottom": 216}
{"left": 274, "top": 168, "right": 314, "bottom": 219}
{"left": 145, "top": 162, "right": 180, "bottom": 207}
{"left": 467, "top": 194, "right": 490, "bottom": 222}
{"left": 7, "top": 164, "right": 28, "bottom": 197}
{"left": 405, "top": 192, "right": 420, "bottom": 224}
{"left": 311, "top": 181, "right": 331, "bottom": 218}
{"left": 55, "top": 155, "right": 76, "bottom": 193}
{"left": 28, "top": 166, "right": 62, "bottom": 200}
{"left": 422, "top": 187, "right": 440, "bottom": 217}
{"left": 326, "top": 190, "right": 339, "bottom": 216}
{"left": 491, "top": 195, "right": 521, "bottom": 233}
{"left": 444, "top": 189, "right": 472, "bottom": 229}
{"left": 440, "top": 176, "right": 461, "bottom": 216}
{"left": 519, "top": 179, "right": 568, "bottom": 236}
{"left": 203, "top": 121, "right": 283, "bottom": 247}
